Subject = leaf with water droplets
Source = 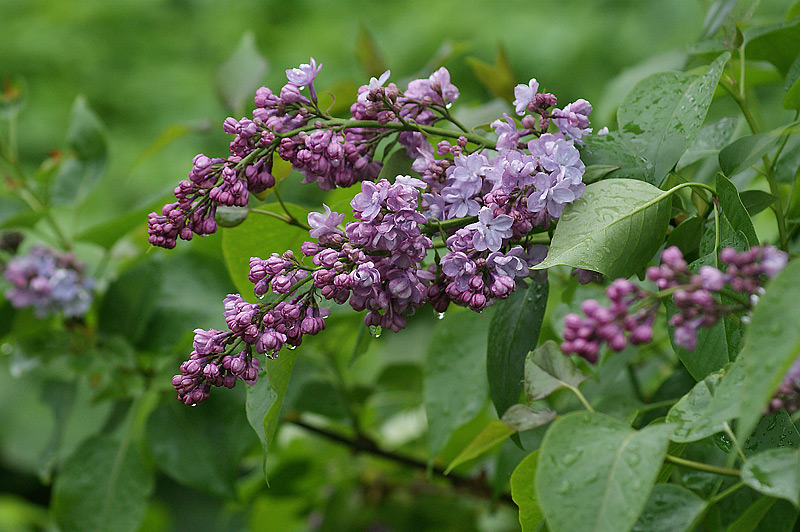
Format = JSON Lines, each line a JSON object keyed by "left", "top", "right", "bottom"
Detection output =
{"left": 736, "top": 259, "right": 800, "bottom": 442}
{"left": 426, "top": 307, "right": 492, "bottom": 458}
{"left": 616, "top": 52, "right": 729, "bottom": 185}
{"left": 666, "top": 363, "right": 744, "bottom": 442}
{"left": 524, "top": 340, "right": 588, "bottom": 401}
{"left": 487, "top": 281, "right": 549, "bottom": 417}
{"left": 537, "top": 412, "right": 672, "bottom": 532}
{"left": 632, "top": 484, "right": 707, "bottom": 532}
{"left": 511, "top": 450, "right": 544, "bottom": 532}
{"left": 533, "top": 179, "right": 671, "bottom": 279}
{"left": 741, "top": 448, "right": 800, "bottom": 506}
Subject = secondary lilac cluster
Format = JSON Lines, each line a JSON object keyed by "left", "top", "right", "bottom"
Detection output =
{"left": 3, "top": 246, "right": 94, "bottom": 318}
{"left": 770, "top": 357, "right": 800, "bottom": 413}
{"left": 562, "top": 279, "right": 655, "bottom": 363}
{"left": 562, "top": 245, "right": 788, "bottom": 362}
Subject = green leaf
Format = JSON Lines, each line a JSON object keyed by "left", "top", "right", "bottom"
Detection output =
{"left": 582, "top": 164, "right": 621, "bottom": 185}
{"left": 537, "top": 412, "right": 672, "bottom": 532}
{"left": 745, "top": 19, "right": 800, "bottom": 77}
{"left": 667, "top": 216, "right": 705, "bottom": 258}
{"left": 146, "top": 392, "right": 253, "bottom": 498}
{"left": 216, "top": 32, "right": 269, "bottom": 115}
{"left": 783, "top": 53, "right": 800, "bottom": 110}
{"left": 50, "top": 96, "right": 108, "bottom": 205}
{"left": 246, "top": 370, "right": 276, "bottom": 459}
{"left": 668, "top": 307, "right": 732, "bottom": 381}
{"left": 666, "top": 363, "right": 744, "bottom": 442}
{"left": 725, "top": 496, "right": 776, "bottom": 532}
{"left": 501, "top": 404, "right": 556, "bottom": 431}
{"left": 426, "top": 308, "right": 491, "bottom": 457}
{"left": 444, "top": 421, "right": 514, "bottom": 474}
{"left": 377, "top": 149, "right": 414, "bottom": 181}
{"left": 221, "top": 202, "right": 309, "bottom": 301}
{"left": 260, "top": 349, "right": 299, "bottom": 482}
{"left": 487, "top": 281, "right": 549, "bottom": 416}
{"left": 511, "top": 450, "right": 544, "bottom": 532}
{"left": 524, "top": 340, "right": 588, "bottom": 401}
{"left": 741, "top": 449, "right": 800, "bottom": 506}
{"left": 533, "top": 179, "right": 672, "bottom": 279}
{"left": 716, "top": 173, "right": 758, "bottom": 246}
{"left": 355, "top": 26, "right": 386, "bottom": 78}
{"left": 701, "top": 0, "right": 741, "bottom": 39}
{"left": 740, "top": 190, "right": 779, "bottom": 215}
{"left": 579, "top": 132, "right": 650, "bottom": 182}
{"left": 631, "top": 484, "right": 708, "bottom": 532}
{"left": 736, "top": 259, "right": 800, "bottom": 441}
{"left": 466, "top": 46, "right": 515, "bottom": 102}
{"left": 617, "top": 52, "right": 729, "bottom": 185}
{"left": 677, "top": 117, "right": 738, "bottom": 169}
{"left": 74, "top": 199, "right": 164, "bottom": 249}
{"left": 98, "top": 260, "right": 163, "bottom": 346}
{"left": 51, "top": 435, "right": 154, "bottom": 532}
{"left": 719, "top": 133, "right": 777, "bottom": 177}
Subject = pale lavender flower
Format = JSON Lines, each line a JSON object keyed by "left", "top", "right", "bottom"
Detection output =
{"left": 286, "top": 57, "right": 322, "bottom": 86}
{"left": 553, "top": 99, "right": 593, "bottom": 143}
{"left": 466, "top": 207, "right": 514, "bottom": 252}
{"left": 487, "top": 246, "right": 529, "bottom": 278}
{"left": 351, "top": 181, "right": 389, "bottom": 221}
{"left": 308, "top": 204, "right": 345, "bottom": 239}
{"left": 513, "top": 78, "right": 539, "bottom": 115}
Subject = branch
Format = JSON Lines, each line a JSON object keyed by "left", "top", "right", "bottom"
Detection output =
{"left": 285, "top": 416, "right": 515, "bottom": 505}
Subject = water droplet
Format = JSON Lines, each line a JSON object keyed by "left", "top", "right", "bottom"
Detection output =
{"left": 625, "top": 452, "right": 641, "bottom": 466}
{"left": 287, "top": 344, "right": 297, "bottom": 350}
{"left": 437, "top": 312, "right": 446, "bottom": 320}
{"left": 256, "top": 293, "right": 266, "bottom": 300}
{"left": 369, "top": 325, "right": 382, "bottom": 338}
{"left": 191, "top": 404, "right": 198, "bottom": 407}
{"left": 556, "top": 480, "right": 571, "bottom": 494}
{"left": 445, "top": 102, "right": 453, "bottom": 109}
{"left": 562, "top": 450, "right": 582, "bottom": 465}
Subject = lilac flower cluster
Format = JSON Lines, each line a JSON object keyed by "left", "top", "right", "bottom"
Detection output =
{"left": 562, "top": 279, "right": 655, "bottom": 363}
{"left": 562, "top": 245, "right": 788, "bottom": 362}
{"left": 3, "top": 246, "right": 94, "bottom": 318}
{"left": 770, "top": 357, "right": 800, "bottom": 413}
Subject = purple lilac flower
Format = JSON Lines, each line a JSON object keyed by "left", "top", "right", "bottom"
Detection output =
{"left": 308, "top": 204, "right": 345, "bottom": 241}
{"left": 553, "top": 99, "right": 593, "bottom": 143}
{"left": 358, "top": 70, "right": 391, "bottom": 102}
{"left": 286, "top": 57, "right": 322, "bottom": 87}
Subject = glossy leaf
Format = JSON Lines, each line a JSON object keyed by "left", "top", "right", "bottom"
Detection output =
{"left": 719, "top": 133, "right": 777, "bottom": 177}
{"left": 501, "top": 404, "right": 556, "bottom": 432}
{"left": 736, "top": 259, "right": 800, "bottom": 441}
{"left": 582, "top": 164, "right": 621, "bottom": 185}
{"left": 666, "top": 363, "right": 743, "bottom": 442}
{"left": 745, "top": 19, "right": 800, "bottom": 76}
{"left": 666, "top": 216, "right": 705, "bottom": 258}
{"left": 444, "top": 421, "right": 513, "bottom": 474}
{"left": 533, "top": 179, "right": 671, "bottom": 278}
{"left": 377, "top": 149, "right": 414, "bottom": 181}
{"left": 579, "top": 132, "right": 649, "bottom": 182}
{"left": 524, "top": 340, "right": 588, "bottom": 401}
{"left": 426, "top": 308, "right": 491, "bottom": 457}
{"left": 677, "top": 116, "right": 738, "bottom": 169}
{"left": 260, "top": 349, "right": 299, "bottom": 481}
{"left": 784, "top": 53, "right": 800, "bottom": 110}
{"left": 146, "top": 393, "right": 253, "bottom": 498}
{"left": 221, "top": 202, "right": 310, "bottom": 301}
{"left": 740, "top": 190, "right": 778, "bottom": 215}
{"left": 246, "top": 370, "right": 276, "bottom": 464}
{"left": 741, "top": 449, "right": 800, "bottom": 506}
{"left": 716, "top": 173, "right": 758, "bottom": 246}
{"left": 51, "top": 435, "right": 154, "bottom": 532}
{"left": 216, "top": 32, "right": 269, "bottom": 115}
{"left": 617, "top": 53, "right": 729, "bottom": 184}
{"left": 537, "top": 411, "right": 672, "bottom": 532}
{"left": 487, "top": 281, "right": 548, "bottom": 416}
{"left": 631, "top": 484, "right": 707, "bottom": 532}
{"left": 511, "top": 450, "right": 544, "bottom": 532}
